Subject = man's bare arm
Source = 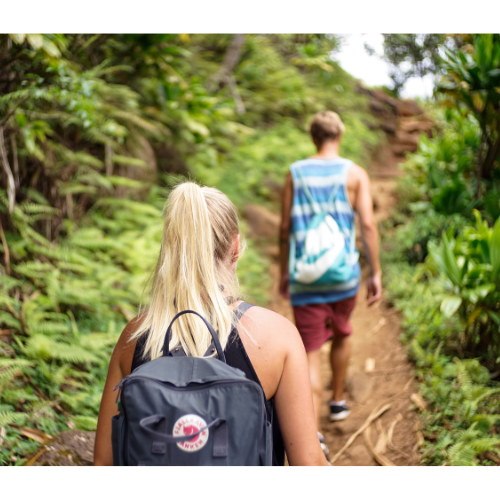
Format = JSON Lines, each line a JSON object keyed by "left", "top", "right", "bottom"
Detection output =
{"left": 279, "top": 172, "right": 293, "bottom": 297}
{"left": 355, "top": 167, "right": 382, "bottom": 305}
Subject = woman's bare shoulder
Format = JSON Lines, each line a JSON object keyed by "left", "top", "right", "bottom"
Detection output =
{"left": 114, "top": 313, "right": 147, "bottom": 375}
{"left": 239, "top": 305, "right": 302, "bottom": 348}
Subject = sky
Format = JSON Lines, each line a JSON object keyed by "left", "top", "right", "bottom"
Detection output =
{"left": 331, "top": 34, "right": 435, "bottom": 100}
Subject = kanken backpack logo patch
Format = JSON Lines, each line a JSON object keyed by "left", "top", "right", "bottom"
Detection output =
{"left": 174, "top": 415, "right": 209, "bottom": 452}
{"left": 111, "top": 306, "right": 273, "bottom": 466}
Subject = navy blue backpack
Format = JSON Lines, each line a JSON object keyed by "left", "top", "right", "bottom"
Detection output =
{"left": 112, "top": 310, "right": 273, "bottom": 466}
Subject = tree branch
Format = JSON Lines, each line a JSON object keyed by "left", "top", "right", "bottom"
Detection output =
{"left": 225, "top": 75, "right": 246, "bottom": 115}
{"left": 19, "top": 110, "right": 63, "bottom": 120}
{"left": 10, "top": 134, "right": 19, "bottom": 190}
{"left": 0, "top": 96, "right": 29, "bottom": 128}
{"left": 0, "top": 216, "right": 10, "bottom": 275}
{"left": 207, "top": 34, "right": 246, "bottom": 93}
{"left": 105, "top": 143, "right": 113, "bottom": 176}
{"left": 0, "top": 127, "right": 15, "bottom": 213}
{"left": 482, "top": 120, "right": 500, "bottom": 181}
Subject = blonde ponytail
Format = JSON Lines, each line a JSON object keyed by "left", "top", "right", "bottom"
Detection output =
{"left": 130, "top": 182, "right": 243, "bottom": 360}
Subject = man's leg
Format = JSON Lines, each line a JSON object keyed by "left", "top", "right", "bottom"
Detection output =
{"left": 306, "top": 348, "right": 322, "bottom": 432}
{"left": 327, "top": 294, "right": 357, "bottom": 419}
{"left": 330, "top": 335, "right": 351, "bottom": 402}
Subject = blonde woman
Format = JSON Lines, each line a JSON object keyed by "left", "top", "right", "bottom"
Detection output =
{"left": 94, "top": 182, "right": 327, "bottom": 466}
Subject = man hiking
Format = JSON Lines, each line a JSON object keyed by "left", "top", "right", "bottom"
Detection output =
{"left": 279, "top": 111, "right": 382, "bottom": 453}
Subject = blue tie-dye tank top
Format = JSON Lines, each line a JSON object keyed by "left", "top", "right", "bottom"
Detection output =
{"left": 289, "top": 157, "right": 360, "bottom": 307}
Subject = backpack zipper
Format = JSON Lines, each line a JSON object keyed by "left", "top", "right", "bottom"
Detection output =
{"left": 114, "top": 375, "right": 266, "bottom": 437}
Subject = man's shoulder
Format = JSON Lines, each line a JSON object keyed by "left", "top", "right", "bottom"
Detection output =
{"left": 348, "top": 163, "right": 370, "bottom": 181}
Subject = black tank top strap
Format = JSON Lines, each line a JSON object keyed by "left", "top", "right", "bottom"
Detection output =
{"left": 224, "top": 303, "right": 286, "bottom": 466}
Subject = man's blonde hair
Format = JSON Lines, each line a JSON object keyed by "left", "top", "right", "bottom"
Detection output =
{"left": 309, "top": 111, "right": 345, "bottom": 146}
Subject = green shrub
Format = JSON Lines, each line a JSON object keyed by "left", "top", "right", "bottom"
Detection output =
{"left": 426, "top": 211, "right": 500, "bottom": 366}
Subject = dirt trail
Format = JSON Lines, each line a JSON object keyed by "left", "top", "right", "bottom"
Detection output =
{"left": 267, "top": 150, "right": 421, "bottom": 466}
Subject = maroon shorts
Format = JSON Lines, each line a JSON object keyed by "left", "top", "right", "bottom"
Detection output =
{"left": 293, "top": 294, "right": 358, "bottom": 352}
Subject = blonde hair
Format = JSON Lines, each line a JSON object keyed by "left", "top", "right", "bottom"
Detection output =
{"left": 131, "top": 182, "right": 243, "bottom": 360}
{"left": 309, "top": 111, "right": 345, "bottom": 146}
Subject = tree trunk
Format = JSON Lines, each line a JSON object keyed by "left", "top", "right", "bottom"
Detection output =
{"left": 0, "top": 127, "right": 15, "bottom": 213}
{"left": 481, "top": 121, "right": 500, "bottom": 181}
{"left": 207, "top": 34, "right": 246, "bottom": 93}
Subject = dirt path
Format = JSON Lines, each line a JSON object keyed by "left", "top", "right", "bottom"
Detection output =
{"left": 267, "top": 162, "right": 421, "bottom": 466}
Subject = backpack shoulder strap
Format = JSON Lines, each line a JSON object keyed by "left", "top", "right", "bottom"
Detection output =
{"left": 327, "top": 159, "right": 353, "bottom": 205}
{"left": 295, "top": 165, "right": 320, "bottom": 215}
{"left": 169, "top": 302, "right": 255, "bottom": 358}
{"left": 204, "top": 301, "right": 254, "bottom": 357}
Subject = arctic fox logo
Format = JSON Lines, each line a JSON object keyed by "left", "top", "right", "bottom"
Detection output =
{"left": 173, "top": 415, "right": 209, "bottom": 452}
{"left": 183, "top": 425, "right": 201, "bottom": 443}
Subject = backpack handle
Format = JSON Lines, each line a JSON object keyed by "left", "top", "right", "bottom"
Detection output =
{"left": 162, "top": 310, "right": 226, "bottom": 363}
{"left": 140, "top": 415, "right": 225, "bottom": 443}
{"left": 140, "top": 415, "right": 228, "bottom": 457}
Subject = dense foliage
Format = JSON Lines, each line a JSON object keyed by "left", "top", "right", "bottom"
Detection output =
{"left": 0, "top": 34, "right": 381, "bottom": 464}
{"left": 384, "top": 36, "right": 500, "bottom": 465}
{"left": 438, "top": 34, "right": 500, "bottom": 191}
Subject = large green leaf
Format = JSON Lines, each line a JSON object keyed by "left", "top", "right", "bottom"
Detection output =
{"left": 473, "top": 283, "right": 495, "bottom": 299}
{"left": 442, "top": 233, "right": 461, "bottom": 287}
{"left": 441, "top": 296, "right": 462, "bottom": 318}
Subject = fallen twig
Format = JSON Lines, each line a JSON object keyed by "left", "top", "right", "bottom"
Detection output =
{"left": 19, "top": 427, "right": 52, "bottom": 444}
{"left": 386, "top": 376, "right": 413, "bottom": 403}
{"left": 364, "top": 424, "right": 396, "bottom": 466}
{"left": 374, "top": 419, "right": 388, "bottom": 454}
{"left": 329, "top": 403, "right": 391, "bottom": 465}
{"left": 24, "top": 446, "right": 47, "bottom": 466}
{"left": 368, "top": 317, "right": 386, "bottom": 337}
{"left": 485, "top": 451, "right": 500, "bottom": 465}
{"left": 387, "top": 413, "right": 403, "bottom": 448}
{"left": 410, "top": 392, "right": 427, "bottom": 411}
{"left": 364, "top": 357, "right": 375, "bottom": 373}
{"left": 385, "top": 413, "right": 411, "bottom": 458}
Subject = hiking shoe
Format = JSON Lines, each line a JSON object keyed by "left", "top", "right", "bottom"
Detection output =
{"left": 317, "top": 432, "right": 331, "bottom": 463}
{"left": 329, "top": 401, "right": 351, "bottom": 421}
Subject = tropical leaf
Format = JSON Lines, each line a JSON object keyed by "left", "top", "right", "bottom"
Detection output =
{"left": 441, "top": 296, "right": 462, "bottom": 318}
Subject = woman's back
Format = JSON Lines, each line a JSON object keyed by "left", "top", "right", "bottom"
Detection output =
{"left": 93, "top": 182, "right": 327, "bottom": 466}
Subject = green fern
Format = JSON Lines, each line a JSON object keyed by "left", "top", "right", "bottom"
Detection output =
{"left": 0, "top": 359, "right": 33, "bottom": 387}
{"left": 449, "top": 443, "right": 478, "bottom": 466}
{"left": 79, "top": 332, "right": 120, "bottom": 350}
{"left": 411, "top": 338, "right": 428, "bottom": 365}
{"left": 0, "top": 312, "right": 22, "bottom": 330}
{"left": 29, "top": 321, "right": 70, "bottom": 336}
{"left": 470, "top": 438, "right": 500, "bottom": 453}
{"left": 0, "top": 410, "right": 26, "bottom": 427}
{"left": 1, "top": 388, "right": 40, "bottom": 405}
{"left": 25, "top": 335, "right": 99, "bottom": 364}
{"left": 447, "top": 422, "right": 500, "bottom": 466}
{"left": 71, "top": 415, "right": 98, "bottom": 431}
